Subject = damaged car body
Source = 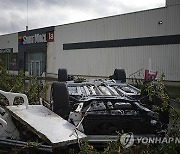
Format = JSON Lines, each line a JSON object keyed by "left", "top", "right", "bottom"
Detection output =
{"left": 51, "top": 69, "right": 168, "bottom": 139}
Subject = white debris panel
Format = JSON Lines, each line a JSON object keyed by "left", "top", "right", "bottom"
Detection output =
{"left": 6, "top": 105, "right": 86, "bottom": 147}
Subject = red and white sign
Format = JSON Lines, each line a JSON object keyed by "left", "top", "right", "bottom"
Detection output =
{"left": 145, "top": 70, "right": 158, "bottom": 81}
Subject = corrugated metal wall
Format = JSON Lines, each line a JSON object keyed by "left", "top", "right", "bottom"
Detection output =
{"left": 51, "top": 4, "right": 180, "bottom": 81}
{"left": 166, "top": 0, "right": 180, "bottom": 6}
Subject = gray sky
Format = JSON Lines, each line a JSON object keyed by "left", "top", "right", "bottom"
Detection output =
{"left": 0, "top": 0, "right": 165, "bottom": 35}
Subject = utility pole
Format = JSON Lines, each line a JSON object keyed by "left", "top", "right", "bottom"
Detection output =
{"left": 26, "top": 0, "right": 29, "bottom": 31}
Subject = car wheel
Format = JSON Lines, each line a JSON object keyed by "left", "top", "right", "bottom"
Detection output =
{"left": 58, "top": 68, "right": 68, "bottom": 82}
{"left": 51, "top": 82, "right": 70, "bottom": 119}
{"left": 113, "top": 69, "right": 126, "bottom": 82}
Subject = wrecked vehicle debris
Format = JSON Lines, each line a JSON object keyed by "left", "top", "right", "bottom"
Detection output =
{"left": 0, "top": 68, "right": 169, "bottom": 151}
{"left": 0, "top": 89, "right": 86, "bottom": 150}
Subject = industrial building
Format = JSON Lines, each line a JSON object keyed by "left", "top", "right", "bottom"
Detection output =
{"left": 0, "top": 0, "right": 180, "bottom": 82}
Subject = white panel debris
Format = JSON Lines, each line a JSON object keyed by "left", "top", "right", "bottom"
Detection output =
{"left": 6, "top": 105, "right": 86, "bottom": 147}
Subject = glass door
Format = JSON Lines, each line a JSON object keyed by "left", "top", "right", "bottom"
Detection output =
{"left": 29, "top": 60, "right": 41, "bottom": 76}
{"left": 25, "top": 52, "right": 45, "bottom": 76}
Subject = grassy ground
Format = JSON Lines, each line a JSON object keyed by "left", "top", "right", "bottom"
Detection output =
{"left": 166, "top": 85, "right": 180, "bottom": 98}
{"left": 166, "top": 85, "right": 180, "bottom": 110}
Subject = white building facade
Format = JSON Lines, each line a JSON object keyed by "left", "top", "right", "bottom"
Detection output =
{"left": 0, "top": 33, "right": 18, "bottom": 71}
{"left": 49, "top": 0, "right": 180, "bottom": 81}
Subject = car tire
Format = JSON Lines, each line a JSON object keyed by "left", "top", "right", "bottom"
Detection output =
{"left": 51, "top": 82, "right": 70, "bottom": 119}
{"left": 58, "top": 68, "right": 68, "bottom": 82}
{"left": 113, "top": 69, "right": 126, "bottom": 82}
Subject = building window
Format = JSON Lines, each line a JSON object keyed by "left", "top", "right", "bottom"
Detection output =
{"left": 0, "top": 53, "right": 18, "bottom": 70}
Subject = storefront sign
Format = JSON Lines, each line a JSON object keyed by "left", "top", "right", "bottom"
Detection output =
{"left": 0, "top": 48, "right": 13, "bottom": 53}
{"left": 19, "top": 31, "right": 54, "bottom": 45}
{"left": 23, "top": 33, "right": 47, "bottom": 44}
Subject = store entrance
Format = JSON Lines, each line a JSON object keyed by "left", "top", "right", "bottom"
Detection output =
{"left": 29, "top": 60, "right": 41, "bottom": 76}
{"left": 25, "top": 52, "right": 45, "bottom": 77}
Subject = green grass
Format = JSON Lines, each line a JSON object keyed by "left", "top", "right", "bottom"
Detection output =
{"left": 166, "top": 86, "right": 180, "bottom": 98}
{"left": 132, "top": 83, "right": 180, "bottom": 99}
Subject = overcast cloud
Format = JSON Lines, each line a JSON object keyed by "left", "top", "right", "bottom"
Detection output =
{"left": 0, "top": 0, "right": 165, "bottom": 35}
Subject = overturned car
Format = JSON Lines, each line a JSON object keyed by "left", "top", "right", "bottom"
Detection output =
{"left": 51, "top": 69, "right": 168, "bottom": 138}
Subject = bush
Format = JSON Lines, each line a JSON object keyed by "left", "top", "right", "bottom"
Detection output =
{"left": 0, "top": 62, "right": 47, "bottom": 106}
